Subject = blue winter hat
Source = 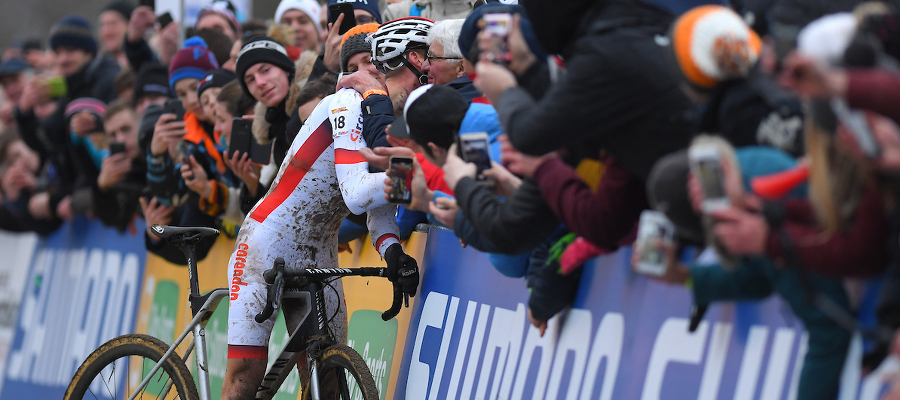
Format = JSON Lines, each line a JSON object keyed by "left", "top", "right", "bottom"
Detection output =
{"left": 457, "top": 3, "right": 545, "bottom": 64}
{"left": 168, "top": 37, "right": 220, "bottom": 91}
{"left": 327, "top": 0, "right": 382, "bottom": 24}
{"left": 0, "top": 58, "right": 31, "bottom": 78}
{"left": 49, "top": 15, "right": 98, "bottom": 55}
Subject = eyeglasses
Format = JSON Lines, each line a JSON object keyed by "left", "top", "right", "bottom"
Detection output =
{"left": 425, "top": 51, "right": 462, "bottom": 62}
{"left": 356, "top": 15, "right": 377, "bottom": 25}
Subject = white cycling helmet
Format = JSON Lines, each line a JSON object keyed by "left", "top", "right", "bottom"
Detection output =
{"left": 369, "top": 17, "right": 435, "bottom": 76}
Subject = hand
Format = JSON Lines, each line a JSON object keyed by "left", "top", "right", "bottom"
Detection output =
{"left": 70, "top": 111, "right": 97, "bottom": 137}
{"left": 527, "top": 307, "right": 549, "bottom": 337}
{"left": 778, "top": 52, "right": 847, "bottom": 99}
{"left": 442, "top": 143, "right": 477, "bottom": 189}
{"left": 383, "top": 243, "right": 420, "bottom": 297}
{"left": 18, "top": 78, "right": 49, "bottom": 112}
{"left": 27, "top": 192, "right": 53, "bottom": 219}
{"left": 483, "top": 161, "right": 521, "bottom": 197}
{"left": 338, "top": 242, "right": 353, "bottom": 254}
{"left": 428, "top": 197, "right": 458, "bottom": 227}
{"left": 139, "top": 196, "right": 174, "bottom": 239}
{"left": 181, "top": 155, "right": 212, "bottom": 198}
{"left": 127, "top": 6, "right": 156, "bottom": 43}
{"left": 500, "top": 135, "right": 555, "bottom": 178}
{"left": 337, "top": 70, "right": 385, "bottom": 94}
{"left": 360, "top": 146, "right": 417, "bottom": 171}
{"left": 383, "top": 157, "right": 432, "bottom": 212}
{"left": 158, "top": 21, "right": 181, "bottom": 66}
{"left": 1, "top": 166, "right": 36, "bottom": 200}
{"left": 477, "top": 14, "right": 536, "bottom": 75}
{"left": 98, "top": 153, "right": 133, "bottom": 190}
{"left": 836, "top": 113, "right": 900, "bottom": 173}
{"left": 150, "top": 113, "right": 187, "bottom": 156}
{"left": 322, "top": 14, "right": 344, "bottom": 72}
{"left": 224, "top": 150, "right": 261, "bottom": 196}
{"left": 473, "top": 60, "right": 517, "bottom": 105}
{"left": 56, "top": 196, "right": 74, "bottom": 220}
{"left": 711, "top": 207, "right": 769, "bottom": 255}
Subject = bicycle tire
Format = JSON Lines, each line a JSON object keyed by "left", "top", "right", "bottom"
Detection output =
{"left": 64, "top": 333, "right": 199, "bottom": 400}
{"left": 303, "top": 344, "right": 380, "bottom": 400}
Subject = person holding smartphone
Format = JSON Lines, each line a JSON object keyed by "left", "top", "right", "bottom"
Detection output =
{"left": 93, "top": 100, "right": 146, "bottom": 232}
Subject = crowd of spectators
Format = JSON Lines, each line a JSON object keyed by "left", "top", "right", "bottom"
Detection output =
{"left": 7, "top": 0, "right": 900, "bottom": 398}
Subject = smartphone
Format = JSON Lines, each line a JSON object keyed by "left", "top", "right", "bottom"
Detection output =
{"left": 328, "top": 3, "right": 357, "bottom": 35}
{"left": 228, "top": 117, "right": 272, "bottom": 165}
{"left": 482, "top": 13, "right": 512, "bottom": 66}
{"left": 688, "top": 143, "right": 730, "bottom": 214}
{"left": 635, "top": 210, "right": 676, "bottom": 277}
{"left": 459, "top": 132, "right": 494, "bottom": 185}
{"left": 831, "top": 98, "right": 880, "bottom": 159}
{"left": 176, "top": 140, "right": 193, "bottom": 167}
{"left": 157, "top": 12, "right": 173, "bottom": 29}
{"left": 388, "top": 156, "right": 414, "bottom": 204}
{"left": 43, "top": 75, "right": 67, "bottom": 98}
{"left": 108, "top": 141, "right": 126, "bottom": 156}
{"left": 162, "top": 98, "right": 185, "bottom": 121}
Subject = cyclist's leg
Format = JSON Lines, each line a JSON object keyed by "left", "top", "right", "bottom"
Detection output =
{"left": 222, "top": 225, "right": 281, "bottom": 399}
{"left": 222, "top": 353, "right": 267, "bottom": 399}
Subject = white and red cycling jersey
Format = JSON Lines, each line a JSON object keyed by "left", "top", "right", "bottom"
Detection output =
{"left": 226, "top": 88, "right": 399, "bottom": 355}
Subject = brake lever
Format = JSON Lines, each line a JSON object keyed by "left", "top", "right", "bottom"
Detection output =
{"left": 255, "top": 258, "right": 285, "bottom": 323}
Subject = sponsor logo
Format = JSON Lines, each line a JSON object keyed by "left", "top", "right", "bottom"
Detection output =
{"left": 231, "top": 243, "right": 250, "bottom": 300}
{"left": 331, "top": 107, "right": 349, "bottom": 114}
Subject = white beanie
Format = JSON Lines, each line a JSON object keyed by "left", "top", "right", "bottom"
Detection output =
{"left": 797, "top": 13, "right": 857, "bottom": 66}
{"left": 275, "top": 0, "right": 322, "bottom": 33}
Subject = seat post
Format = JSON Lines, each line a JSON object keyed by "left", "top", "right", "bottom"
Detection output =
{"left": 179, "top": 242, "right": 202, "bottom": 296}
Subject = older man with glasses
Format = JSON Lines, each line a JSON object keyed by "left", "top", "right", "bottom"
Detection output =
{"left": 424, "top": 19, "right": 480, "bottom": 101}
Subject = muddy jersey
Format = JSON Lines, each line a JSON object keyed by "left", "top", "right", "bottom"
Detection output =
{"left": 227, "top": 88, "right": 400, "bottom": 349}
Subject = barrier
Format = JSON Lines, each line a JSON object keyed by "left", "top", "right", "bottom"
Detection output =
{"left": 0, "top": 219, "right": 897, "bottom": 399}
{"left": 395, "top": 227, "right": 898, "bottom": 400}
{"left": 0, "top": 217, "right": 146, "bottom": 399}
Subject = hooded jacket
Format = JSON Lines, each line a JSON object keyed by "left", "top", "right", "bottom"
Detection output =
{"left": 498, "top": 0, "right": 695, "bottom": 180}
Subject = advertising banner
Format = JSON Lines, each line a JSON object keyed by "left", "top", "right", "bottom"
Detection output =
{"left": 0, "top": 217, "right": 147, "bottom": 399}
{"left": 395, "top": 228, "right": 897, "bottom": 400}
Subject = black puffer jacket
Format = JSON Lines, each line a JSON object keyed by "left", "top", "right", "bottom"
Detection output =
{"left": 501, "top": 0, "right": 695, "bottom": 180}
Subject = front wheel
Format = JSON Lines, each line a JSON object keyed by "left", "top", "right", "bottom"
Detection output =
{"left": 304, "top": 344, "right": 380, "bottom": 400}
{"left": 64, "top": 333, "right": 199, "bottom": 400}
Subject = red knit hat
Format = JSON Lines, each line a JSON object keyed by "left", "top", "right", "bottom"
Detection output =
{"left": 168, "top": 37, "right": 220, "bottom": 91}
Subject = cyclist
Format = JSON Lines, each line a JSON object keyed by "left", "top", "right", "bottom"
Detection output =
{"left": 222, "top": 33, "right": 419, "bottom": 399}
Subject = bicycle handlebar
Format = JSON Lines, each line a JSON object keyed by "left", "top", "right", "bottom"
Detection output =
{"left": 254, "top": 258, "right": 407, "bottom": 323}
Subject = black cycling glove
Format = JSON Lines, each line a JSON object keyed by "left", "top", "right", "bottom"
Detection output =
{"left": 384, "top": 243, "right": 420, "bottom": 297}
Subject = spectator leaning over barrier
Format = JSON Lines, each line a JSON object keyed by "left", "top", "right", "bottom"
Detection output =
{"left": 642, "top": 134, "right": 863, "bottom": 400}
{"left": 274, "top": 0, "right": 323, "bottom": 52}
{"left": 474, "top": 0, "right": 695, "bottom": 181}
{"left": 425, "top": 19, "right": 480, "bottom": 100}
{"left": 670, "top": 5, "right": 806, "bottom": 157}
{"left": 93, "top": 99, "right": 146, "bottom": 232}
{"left": 235, "top": 36, "right": 302, "bottom": 167}
{"left": 98, "top": 0, "right": 134, "bottom": 68}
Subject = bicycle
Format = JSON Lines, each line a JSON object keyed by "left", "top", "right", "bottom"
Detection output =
{"left": 64, "top": 224, "right": 411, "bottom": 400}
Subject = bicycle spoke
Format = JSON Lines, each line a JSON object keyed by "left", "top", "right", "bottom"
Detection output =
{"left": 338, "top": 368, "right": 351, "bottom": 400}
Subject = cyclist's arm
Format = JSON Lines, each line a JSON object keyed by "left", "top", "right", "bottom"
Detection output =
{"left": 330, "top": 89, "right": 390, "bottom": 214}
{"left": 366, "top": 204, "right": 401, "bottom": 256}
